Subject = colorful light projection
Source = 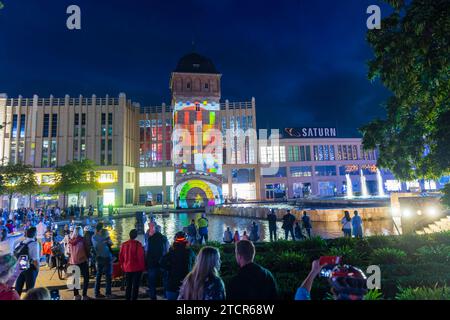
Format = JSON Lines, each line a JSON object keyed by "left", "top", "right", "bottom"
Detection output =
{"left": 176, "top": 179, "right": 222, "bottom": 209}
{"left": 173, "top": 99, "right": 223, "bottom": 208}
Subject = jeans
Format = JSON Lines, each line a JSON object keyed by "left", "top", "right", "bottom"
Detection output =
{"left": 343, "top": 229, "right": 352, "bottom": 237}
{"left": 269, "top": 228, "right": 277, "bottom": 242}
{"left": 198, "top": 228, "right": 208, "bottom": 244}
{"left": 15, "top": 267, "right": 39, "bottom": 296}
{"left": 125, "top": 272, "right": 142, "bottom": 300}
{"left": 95, "top": 256, "right": 112, "bottom": 296}
{"left": 73, "top": 261, "right": 90, "bottom": 297}
{"left": 166, "top": 291, "right": 179, "bottom": 300}
{"left": 147, "top": 267, "right": 167, "bottom": 299}
{"left": 353, "top": 226, "right": 363, "bottom": 238}
{"left": 284, "top": 228, "right": 295, "bottom": 240}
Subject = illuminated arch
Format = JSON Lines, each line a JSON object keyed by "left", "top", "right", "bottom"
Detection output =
{"left": 176, "top": 179, "right": 222, "bottom": 208}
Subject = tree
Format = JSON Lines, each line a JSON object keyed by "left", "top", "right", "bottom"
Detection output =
{"left": 0, "top": 163, "right": 39, "bottom": 211}
{"left": 52, "top": 159, "right": 99, "bottom": 207}
{"left": 360, "top": 0, "right": 449, "bottom": 188}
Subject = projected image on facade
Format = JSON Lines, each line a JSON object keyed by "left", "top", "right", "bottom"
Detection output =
{"left": 173, "top": 100, "right": 223, "bottom": 208}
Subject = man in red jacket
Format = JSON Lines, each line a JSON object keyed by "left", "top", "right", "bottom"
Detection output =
{"left": 119, "top": 229, "right": 145, "bottom": 300}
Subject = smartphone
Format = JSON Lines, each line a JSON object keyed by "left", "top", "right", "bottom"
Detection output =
{"left": 50, "top": 289, "right": 60, "bottom": 300}
{"left": 319, "top": 256, "right": 341, "bottom": 278}
{"left": 18, "top": 255, "right": 29, "bottom": 270}
{"left": 320, "top": 267, "right": 333, "bottom": 278}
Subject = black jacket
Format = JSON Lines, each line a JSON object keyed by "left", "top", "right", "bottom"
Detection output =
{"left": 227, "top": 263, "right": 278, "bottom": 300}
{"left": 282, "top": 213, "right": 295, "bottom": 230}
{"left": 267, "top": 213, "right": 277, "bottom": 228}
{"left": 146, "top": 232, "right": 169, "bottom": 268}
{"left": 160, "top": 244, "right": 196, "bottom": 292}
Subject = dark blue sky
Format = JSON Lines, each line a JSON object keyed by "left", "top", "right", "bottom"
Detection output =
{"left": 0, "top": 0, "right": 391, "bottom": 136}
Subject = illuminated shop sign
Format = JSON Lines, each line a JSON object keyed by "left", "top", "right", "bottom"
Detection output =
{"left": 284, "top": 127, "right": 337, "bottom": 138}
{"left": 97, "top": 171, "right": 118, "bottom": 183}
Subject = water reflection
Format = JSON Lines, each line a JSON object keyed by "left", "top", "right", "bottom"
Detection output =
{"left": 100, "top": 213, "right": 394, "bottom": 247}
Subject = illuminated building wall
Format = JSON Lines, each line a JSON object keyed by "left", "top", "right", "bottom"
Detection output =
{"left": 172, "top": 100, "right": 223, "bottom": 208}
{"left": 170, "top": 53, "right": 224, "bottom": 208}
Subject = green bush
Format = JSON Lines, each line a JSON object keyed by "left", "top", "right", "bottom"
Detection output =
{"left": 416, "top": 245, "right": 450, "bottom": 263}
{"left": 366, "top": 235, "right": 396, "bottom": 249}
{"left": 370, "top": 248, "right": 407, "bottom": 265}
{"left": 160, "top": 232, "right": 450, "bottom": 300}
{"left": 327, "top": 246, "right": 363, "bottom": 265}
{"left": 364, "top": 289, "right": 384, "bottom": 300}
{"left": 394, "top": 234, "right": 434, "bottom": 255}
{"left": 276, "top": 251, "right": 308, "bottom": 272}
{"left": 395, "top": 286, "right": 450, "bottom": 300}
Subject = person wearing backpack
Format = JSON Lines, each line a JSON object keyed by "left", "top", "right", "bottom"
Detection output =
{"left": 146, "top": 225, "right": 169, "bottom": 300}
{"left": 14, "top": 227, "right": 40, "bottom": 296}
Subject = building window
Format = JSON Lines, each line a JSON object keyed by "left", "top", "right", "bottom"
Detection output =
{"left": 352, "top": 145, "right": 358, "bottom": 160}
{"left": 125, "top": 189, "right": 134, "bottom": 205}
{"left": 279, "top": 146, "right": 286, "bottom": 162}
{"left": 74, "top": 113, "right": 79, "bottom": 126}
{"left": 315, "top": 165, "right": 337, "bottom": 176}
{"left": 42, "top": 140, "right": 49, "bottom": 167}
{"left": 342, "top": 145, "right": 348, "bottom": 160}
{"left": 330, "top": 145, "right": 335, "bottom": 160}
{"left": 187, "top": 82, "right": 191, "bottom": 89}
{"left": 11, "top": 115, "right": 18, "bottom": 139}
{"left": 18, "top": 141, "right": 25, "bottom": 163}
{"left": 290, "top": 166, "right": 313, "bottom": 177}
{"left": 101, "top": 113, "right": 106, "bottom": 126}
{"left": 43, "top": 114, "right": 50, "bottom": 137}
{"left": 204, "top": 83, "right": 209, "bottom": 89}
{"left": 19, "top": 115, "right": 26, "bottom": 138}
{"left": 51, "top": 114, "right": 58, "bottom": 138}
{"left": 108, "top": 113, "right": 113, "bottom": 126}
{"left": 50, "top": 140, "right": 57, "bottom": 167}
{"left": 139, "top": 172, "right": 163, "bottom": 186}
{"left": 73, "top": 139, "right": 79, "bottom": 160}
{"left": 262, "top": 167, "right": 287, "bottom": 178}
{"left": 80, "top": 140, "right": 86, "bottom": 160}
{"left": 81, "top": 113, "right": 86, "bottom": 125}
{"left": 10, "top": 141, "right": 16, "bottom": 164}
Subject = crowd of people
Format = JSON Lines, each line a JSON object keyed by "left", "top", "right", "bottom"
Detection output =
{"left": 0, "top": 206, "right": 367, "bottom": 301}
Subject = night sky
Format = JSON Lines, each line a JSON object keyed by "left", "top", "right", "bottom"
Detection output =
{"left": 0, "top": 0, "right": 392, "bottom": 136}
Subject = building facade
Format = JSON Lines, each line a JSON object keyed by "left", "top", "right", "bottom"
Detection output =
{"left": 258, "top": 128, "right": 445, "bottom": 200}
{"left": 1, "top": 54, "right": 444, "bottom": 209}
{"left": 0, "top": 93, "right": 140, "bottom": 209}
{"left": 0, "top": 53, "right": 260, "bottom": 208}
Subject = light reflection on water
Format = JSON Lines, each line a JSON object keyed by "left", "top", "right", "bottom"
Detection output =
{"left": 101, "top": 213, "right": 394, "bottom": 247}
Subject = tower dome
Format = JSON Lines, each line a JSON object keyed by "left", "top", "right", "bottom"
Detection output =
{"left": 174, "top": 52, "right": 219, "bottom": 74}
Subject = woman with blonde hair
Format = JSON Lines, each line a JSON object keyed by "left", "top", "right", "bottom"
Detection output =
{"left": 178, "top": 246, "right": 225, "bottom": 300}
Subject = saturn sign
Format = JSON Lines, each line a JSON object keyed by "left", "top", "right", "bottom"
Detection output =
{"left": 284, "top": 127, "right": 337, "bottom": 138}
